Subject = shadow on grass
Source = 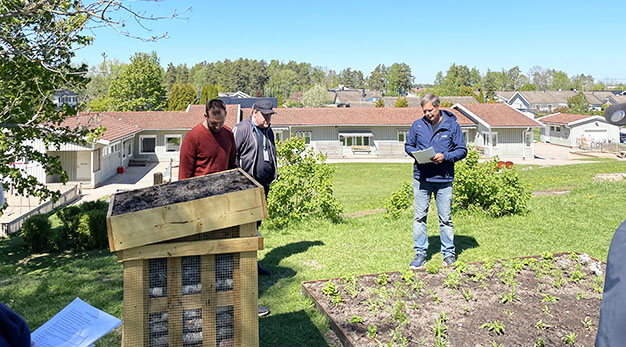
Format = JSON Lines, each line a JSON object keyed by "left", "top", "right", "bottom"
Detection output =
{"left": 425, "top": 234, "right": 479, "bottom": 262}
{"left": 258, "top": 240, "right": 324, "bottom": 296}
{"left": 260, "top": 309, "right": 328, "bottom": 346}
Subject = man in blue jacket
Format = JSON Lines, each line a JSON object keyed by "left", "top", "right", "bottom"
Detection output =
{"left": 405, "top": 93, "right": 467, "bottom": 269}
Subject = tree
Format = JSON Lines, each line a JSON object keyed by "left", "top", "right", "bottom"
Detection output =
{"left": 549, "top": 70, "right": 571, "bottom": 90}
{"left": 477, "top": 89, "right": 485, "bottom": 103}
{"left": 339, "top": 68, "right": 365, "bottom": 88}
{"left": 520, "top": 83, "right": 537, "bottom": 91}
{"left": 387, "top": 63, "right": 413, "bottom": 96}
{"left": 84, "top": 59, "right": 125, "bottom": 111}
{"left": 567, "top": 92, "right": 590, "bottom": 114}
{"left": 433, "top": 64, "right": 472, "bottom": 96}
{"left": 108, "top": 51, "right": 166, "bottom": 111}
{"left": 470, "top": 67, "right": 482, "bottom": 88}
{"left": 367, "top": 64, "right": 388, "bottom": 93}
{"left": 199, "top": 84, "right": 220, "bottom": 104}
{"left": 528, "top": 66, "right": 552, "bottom": 91}
{"left": 459, "top": 86, "right": 475, "bottom": 97}
{"left": 166, "top": 84, "right": 197, "bottom": 110}
{"left": 375, "top": 98, "right": 385, "bottom": 107}
{"left": 300, "top": 84, "right": 331, "bottom": 107}
{"left": 394, "top": 97, "right": 408, "bottom": 107}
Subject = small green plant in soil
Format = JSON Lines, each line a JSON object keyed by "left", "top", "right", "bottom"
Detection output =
{"left": 541, "top": 294, "right": 560, "bottom": 303}
{"left": 581, "top": 316, "right": 592, "bottom": 330}
{"left": 569, "top": 264, "right": 586, "bottom": 283}
{"left": 503, "top": 309, "right": 514, "bottom": 316}
{"left": 343, "top": 273, "right": 360, "bottom": 298}
{"left": 534, "top": 337, "right": 545, "bottom": 347}
{"left": 535, "top": 319, "right": 551, "bottom": 330}
{"left": 432, "top": 313, "right": 448, "bottom": 347}
{"left": 400, "top": 269, "right": 414, "bottom": 284}
{"left": 367, "top": 324, "right": 377, "bottom": 338}
{"left": 541, "top": 252, "right": 555, "bottom": 261}
{"left": 499, "top": 286, "right": 518, "bottom": 304}
{"left": 375, "top": 273, "right": 390, "bottom": 286}
{"left": 348, "top": 315, "right": 363, "bottom": 324}
{"left": 461, "top": 288, "right": 473, "bottom": 302}
{"left": 391, "top": 300, "right": 409, "bottom": 325}
{"left": 542, "top": 305, "right": 552, "bottom": 317}
{"left": 444, "top": 271, "right": 461, "bottom": 289}
{"left": 561, "top": 332, "right": 577, "bottom": 344}
{"left": 428, "top": 289, "right": 441, "bottom": 303}
{"left": 576, "top": 291, "right": 589, "bottom": 300}
{"left": 454, "top": 261, "right": 468, "bottom": 273}
{"left": 411, "top": 279, "right": 425, "bottom": 294}
{"left": 426, "top": 263, "right": 440, "bottom": 274}
{"left": 592, "top": 276, "right": 605, "bottom": 294}
{"left": 480, "top": 320, "right": 505, "bottom": 335}
{"left": 322, "top": 280, "right": 342, "bottom": 305}
{"left": 551, "top": 268, "right": 567, "bottom": 288}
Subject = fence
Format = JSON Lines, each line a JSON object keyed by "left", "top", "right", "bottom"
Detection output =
{"left": 0, "top": 184, "right": 81, "bottom": 237}
{"left": 577, "top": 138, "right": 626, "bottom": 153}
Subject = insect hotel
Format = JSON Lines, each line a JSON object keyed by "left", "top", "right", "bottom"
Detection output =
{"left": 106, "top": 169, "right": 266, "bottom": 347}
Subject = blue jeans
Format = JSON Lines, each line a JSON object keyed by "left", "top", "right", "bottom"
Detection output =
{"left": 413, "top": 179, "right": 455, "bottom": 258}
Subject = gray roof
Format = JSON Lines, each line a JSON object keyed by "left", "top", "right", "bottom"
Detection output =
{"left": 517, "top": 91, "right": 578, "bottom": 104}
{"left": 334, "top": 89, "right": 382, "bottom": 104}
{"left": 384, "top": 97, "right": 421, "bottom": 107}
{"left": 440, "top": 96, "right": 479, "bottom": 104}
{"left": 495, "top": 91, "right": 516, "bottom": 101}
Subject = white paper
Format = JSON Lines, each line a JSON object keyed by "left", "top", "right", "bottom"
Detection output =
{"left": 31, "top": 297, "right": 121, "bottom": 347}
{"left": 411, "top": 147, "right": 436, "bottom": 164}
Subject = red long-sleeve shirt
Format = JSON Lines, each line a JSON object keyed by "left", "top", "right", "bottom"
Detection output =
{"left": 178, "top": 123, "right": 236, "bottom": 180}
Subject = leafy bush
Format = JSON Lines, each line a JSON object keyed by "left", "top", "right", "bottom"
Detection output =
{"left": 21, "top": 214, "right": 52, "bottom": 253}
{"left": 384, "top": 182, "right": 412, "bottom": 219}
{"left": 76, "top": 209, "right": 108, "bottom": 250}
{"left": 80, "top": 200, "right": 109, "bottom": 212}
{"left": 58, "top": 205, "right": 82, "bottom": 242}
{"left": 453, "top": 148, "right": 531, "bottom": 216}
{"left": 266, "top": 137, "right": 343, "bottom": 229}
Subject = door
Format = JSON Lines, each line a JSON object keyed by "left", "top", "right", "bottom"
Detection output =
{"left": 76, "top": 151, "right": 91, "bottom": 181}
{"left": 584, "top": 129, "right": 607, "bottom": 143}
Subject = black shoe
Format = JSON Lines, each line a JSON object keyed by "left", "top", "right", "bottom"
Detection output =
{"left": 258, "top": 305, "right": 270, "bottom": 317}
{"left": 258, "top": 263, "right": 272, "bottom": 276}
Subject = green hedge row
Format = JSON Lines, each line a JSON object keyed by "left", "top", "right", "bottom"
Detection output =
{"left": 21, "top": 200, "right": 109, "bottom": 253}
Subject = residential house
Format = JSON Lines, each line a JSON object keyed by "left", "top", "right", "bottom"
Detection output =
{"left": 508, "top": 90, "right": 616, "bottom": 114}
{"left": 537, "top": 113, "right": 621, "bottom": 147}
{"left": 333, "top": 88, "right": 382, "bottom": 107}
{"left": 452, "top": 103, "right": 543, "bottom": 158}
{"left": 494, "top": 91, "right": 516, "bottom": 103}
{"left": 384, "top": 96, "right": 478, "bottom": 108}
{"left": 53, "top": 89, "right": 79, "bottom": 110}
{"left": 219, "top": 91, "right": 277, "bottom": 108}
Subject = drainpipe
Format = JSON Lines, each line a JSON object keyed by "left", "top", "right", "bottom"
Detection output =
{"left": 523, "top": 127, "right": 530, "bottom": 160}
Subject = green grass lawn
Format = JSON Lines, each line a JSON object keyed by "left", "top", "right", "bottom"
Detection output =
{"left": 1, "top": 160, "right": 625, "bottom": 346}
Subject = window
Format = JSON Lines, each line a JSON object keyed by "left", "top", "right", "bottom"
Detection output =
{"left": 140, "top": 135, "right": 156, "bottom": 153}
{"left": 274, "top": 131, "right": 283, "bottom": 143}
{"left": 295, "top": 131, "right": 311, "bottom": 144}
{"left": 397, "top": 130, "right": 409, "bottom": 142}
{"left": 113, "top": 142, "right": 120, "bottom": 153}
{"left": 339, "top": 135, "right": 371, "bottom": 147}
{"left": 490, "top": 132, "right": 498, "bottom": 147}
{"left": 93, "top": 148, "right": 101, "bottom": 172}
{"left": 123, "top": 140, "right": 132, "bottom": 158}
{"left": 165, "top": 135, "right": 181, "bottom": 153}
{"left": 525, "top": 131, "right": 532, "bottom": 147}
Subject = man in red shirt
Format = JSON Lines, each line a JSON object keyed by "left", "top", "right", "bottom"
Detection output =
{"left": 179, "top": 99, "right": 236, "bottom": 180}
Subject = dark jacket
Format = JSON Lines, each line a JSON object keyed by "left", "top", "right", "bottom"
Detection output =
{"left": 0, "top": 303, "right": 31, "bottom": 347}
{"left": 232, "top": 117, "right": 278, "bottom": 186}
{"left": 595, "top": 219, "right": 626, "bottom": 346}
{"left": 405, "top": 109, "right": 467, "bottom": 183}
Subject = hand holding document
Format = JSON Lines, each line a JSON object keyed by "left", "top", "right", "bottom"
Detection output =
{"left": 31, "top": 297, "right": 121, "bottom": 347}
{"left": 410, "top": 147, "right": 436, "bottom": 164}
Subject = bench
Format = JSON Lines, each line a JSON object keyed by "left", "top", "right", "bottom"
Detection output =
{"left": 351, "top": 145, "right": 372, "bottom": 154}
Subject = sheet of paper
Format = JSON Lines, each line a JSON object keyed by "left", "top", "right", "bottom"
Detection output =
{"left": 31, "top": 297, "right": 121, "bottom": 347}
{"left": 411, "top": 147, "right": 436, "bottom": 164}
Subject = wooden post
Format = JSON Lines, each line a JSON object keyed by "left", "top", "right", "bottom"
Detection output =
{"left": 153, "top": 172, "right": 163, "bottom": 185}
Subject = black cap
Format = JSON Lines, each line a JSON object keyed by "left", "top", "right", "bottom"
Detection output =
{"left": 252, "top": 100, "right": 276, "bottom": 115}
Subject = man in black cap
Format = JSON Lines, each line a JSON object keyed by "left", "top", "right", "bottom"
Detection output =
{"left": 233, "top": 100, "right": 278, "bottom": 316}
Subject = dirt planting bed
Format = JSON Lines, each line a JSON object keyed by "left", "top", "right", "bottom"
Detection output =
{"left": 111, "top": 169, "right": 257, "bottom": 215}
{"left": 303, "top": 253, "right": 605, "bottom": 346}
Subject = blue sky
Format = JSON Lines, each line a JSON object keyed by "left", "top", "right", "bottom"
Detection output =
{"left": 73, "top": 0, "right": 626, "bottom": 84}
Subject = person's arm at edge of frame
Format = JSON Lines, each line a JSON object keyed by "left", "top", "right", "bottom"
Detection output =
{"left": 443, "top": 122, "right": 468, "bottom": 163}
{"left": 178, "top": 133, "right": 195, "bottom": 180}
{"left": 228, "top": 129, "right": 237, "bottom": 170}
{"left": 404, "top": 121, "right": 419, "bottom": 156}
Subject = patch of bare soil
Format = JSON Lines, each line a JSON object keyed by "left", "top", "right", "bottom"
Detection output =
{"left": 532, "top": 189, "right": 571, "bottom": 196}
{"left": 303, "top": 253, "right": 605, "bottom": 346}
{"left": 111, "top": 170, "right": 256, "bottom": 215}
{"left": 342, "top": 209, "right": 386, "bottom": 218}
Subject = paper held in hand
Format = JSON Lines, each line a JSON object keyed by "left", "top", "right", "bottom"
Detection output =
{"left": 31, "top": 297, "right": 121, "bottom": 347}
{"left": 411, "top": 147, "right": 436, "bottom": 164}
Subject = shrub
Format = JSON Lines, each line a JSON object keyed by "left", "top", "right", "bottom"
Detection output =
{"left": 58, "top": 205, "right": 82, "bottom": 242}
{"left": 76, "top": 209, "right": 108, "bottom": 250}
{"left": 453, "top": 148, "right": 531, "bottom": 216}
{"left": 21, "top": 214, "right": 51, "bottom": 253}
{"left": 80, "top": 200, "right": 108, "bottom": 212}
{"left": 384, "top": 182, "right": 413, "bottom": 219}
{"left": 266, "top": 137, "right": 343, "bottom": 229}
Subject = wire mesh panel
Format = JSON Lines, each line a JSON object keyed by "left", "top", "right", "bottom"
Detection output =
{"left": 122, "top": 223, "right": 259, "bottom": 347}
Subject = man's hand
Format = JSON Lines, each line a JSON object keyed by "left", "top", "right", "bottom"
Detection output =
{"left": 430, "top": 153, "right": 444, "bottom": 164}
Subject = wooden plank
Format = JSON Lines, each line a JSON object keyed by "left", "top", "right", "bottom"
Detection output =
{"left": 109, "top": 187, "right": 266, "bottom": 251}
{"left": 257, "top": 231, "right": 264, "bottom": 251}
{"left": 106, "top": 194, "right": 116, "bottom": 251}
{"left": 117, "top": 236, "right": 262, "bottom": 261}
{"left": 123, "top": 260, "right": 148, "bottom": 346}
{"left": 202, "top": 255, "right": 216, "bottom": 347}
{"left": 168, "top": 257, "right": 183, "bottom": 347}
{"left": 233, "top": 253, "right": 242, "bottom": 347}
{"left": 239, "top": 251, "right": 259, "bottom": 347}
{"left": 239, "top": 223, "right": 256, "bottom": 237}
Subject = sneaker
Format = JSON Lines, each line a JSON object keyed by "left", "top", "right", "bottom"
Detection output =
{"left": 258, "top": 305, "right": 270, "bottom": 317}
{"left": 409, "top": 253, "right": 427, "bottom": 270}
{"left": 442, "top": 256, "right": 456, "bottom": 266}
{"left": 258, "top": 263, "right": 272, "bottom": 276}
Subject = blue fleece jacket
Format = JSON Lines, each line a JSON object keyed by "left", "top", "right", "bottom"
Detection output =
{"left": 0, "top": 303, "right": 31, "bottom": 347}
{"left": 404, "top": 109, "right": 467, "bottom": 182}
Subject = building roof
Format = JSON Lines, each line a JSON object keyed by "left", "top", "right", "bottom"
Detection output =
{"left": 242, "top": 107, "right": 474, "bottom": 127}
{"left": 334, "top": 89, "right": 382, "bottom": 104}
{"left": 536, "top": 113, "right": 597, "bottom": 125}
{"left": 457, "top": 103, "right": 544, "bottom": 128}
{"left": 495, "top": 91, "right": 516, "bottom": 101}
{"left": 441, "top": 96, "right": 479, "bottom": 104}
{"left": 516, "top": 90, "right": 578, "bottom": 104}
{"left": 70, "top": 104, "right": 240, "bottom": 142}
